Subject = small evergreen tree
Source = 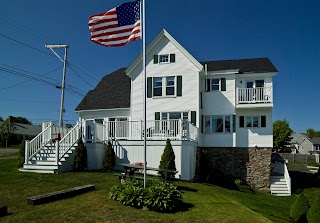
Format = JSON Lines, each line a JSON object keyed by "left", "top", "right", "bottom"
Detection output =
{"left": 73, "top": 138, "right": 87, "bottom": 171}
{"left": 290, "top": 193, "right": 310, "bottom": 223}
{"left": 17, "top": 135, "right": 26, "bottom": 167}
{"left": 307, "top": 195, "right": 320, "bottom": 223}
{"left": 159, "top": 139, "right": 176, "bottom": 178}
{"left": 103, "top": 141, "right": 116, "bottom": 170}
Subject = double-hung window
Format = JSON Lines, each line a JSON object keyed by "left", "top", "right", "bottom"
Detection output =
{"left": 153, "top": 77, "right": 162, "bottom": 97}
{"left": 148, "top": 76, "right": 182, "bottom": 98}
{"left": 206, "top": 78, "right": 226, "bottom": 91}
{"left": 166, "top": 76, "right": 175, "bottom": 96}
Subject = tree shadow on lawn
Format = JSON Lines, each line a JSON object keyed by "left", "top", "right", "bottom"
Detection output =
{"left": 251, "top": 209, "right": 291, "bottom": 223}
{"left": 176, "top": 185, "right": 198, "bottom": 192}
{"left": 289, "top": 171, "right": 320, "bottom": 194}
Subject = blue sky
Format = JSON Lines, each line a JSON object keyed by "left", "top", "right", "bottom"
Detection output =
{"left": 0, "top": 0, "right": 319, "bottom": 132}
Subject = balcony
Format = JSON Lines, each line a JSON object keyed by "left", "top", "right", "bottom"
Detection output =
{"left": 236, "top": 87, "right": 273, "bottom": 108}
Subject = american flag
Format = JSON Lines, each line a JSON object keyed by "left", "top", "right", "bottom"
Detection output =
{"left": 88, "top": 0, "right": 141, "bottom": 47}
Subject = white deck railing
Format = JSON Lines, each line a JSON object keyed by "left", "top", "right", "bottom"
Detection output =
{"left": 237, "top": 87, "right": 272, "bottom": 104}
{"left": 100, "top": 120, "right": 198, "bottom": 142}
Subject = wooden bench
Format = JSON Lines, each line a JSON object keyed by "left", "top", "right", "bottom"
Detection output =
{"left": 26, "top": 184, "right": 95, "bottom": 205}
{"left": 117, "top": 163, "right": 178, "bottom": 182}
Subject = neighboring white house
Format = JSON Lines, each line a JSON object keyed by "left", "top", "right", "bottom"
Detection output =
{"left": 20, "top": 29, "right": 278, "bottom": 182}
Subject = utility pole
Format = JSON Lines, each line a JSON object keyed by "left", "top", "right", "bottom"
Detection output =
{"left": 45, "top": 44, "right": 68, "bottom": 127}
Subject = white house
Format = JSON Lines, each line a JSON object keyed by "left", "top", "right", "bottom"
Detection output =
{"left": 20, "top": 29, "right": 279, "bottom": 185}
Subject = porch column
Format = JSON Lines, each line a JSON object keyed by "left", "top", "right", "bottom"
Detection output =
{"left": 24, "top": 140, "right": 29, "bottom": 164}
{"left": 55, "top": 142, "right": 59, "bottom": 165}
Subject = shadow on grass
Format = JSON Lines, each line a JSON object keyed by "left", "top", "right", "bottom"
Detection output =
{"left": 176, "top": 186, "right": 198, "bottom": 192}
{"left": 251, "top": 209, "right": 291, "bottom": 223}
{"left": 290, "top": 171, "right": 320, "bottom": 194}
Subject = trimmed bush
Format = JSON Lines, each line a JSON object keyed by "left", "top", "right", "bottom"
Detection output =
{"left": 109, "top": 180, "right": 182, "bottom": 212}
{"left": 73, "top": 138, "right": 87, "bottom": 171}
{"left": 17, "top": 136, "right": 26, "bottom": 167}
{"left": 158, "top": 139, "right": 176, "bottom": 178}
{"left": 290, "top": 193, "right": 310, "bottom": 223}
{"left": 103, "top": 141, "right": 116, "bottom": 170}
{"left": 307, "top": 195, "right": 320, "bottom": 223}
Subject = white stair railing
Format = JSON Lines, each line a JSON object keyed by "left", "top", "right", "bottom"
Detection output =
{"left": 57, "top": 123, "right": 79, "bottom": 163}
{"left": 25, "top": 123, "right": 53, "bottom": 163}
{"left": 284, "top": 163, "right": 291, "bottom": 195}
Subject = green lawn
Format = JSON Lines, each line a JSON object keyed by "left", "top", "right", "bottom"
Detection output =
{"left": 0, "top": 156, "right": 319, "bottom": 223}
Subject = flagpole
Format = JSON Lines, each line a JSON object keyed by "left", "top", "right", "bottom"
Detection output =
{"left": 142, "top": 0, "right": 147, "bottom": 188}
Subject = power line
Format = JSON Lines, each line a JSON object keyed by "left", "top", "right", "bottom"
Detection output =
{"left": 0, "top": 33, "right": 55, "bottom": 58}
{"left": 68, "top": 64, "right": 95, "bottom": 88}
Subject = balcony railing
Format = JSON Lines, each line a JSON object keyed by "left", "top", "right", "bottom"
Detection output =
{"left": 237, "top": 87, "right": 272, "bottom": 104}
{"left": 83, "top": 120, "right": 198, "bottom": 143}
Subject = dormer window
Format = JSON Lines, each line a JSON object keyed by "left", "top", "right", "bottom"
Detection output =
{"left": 153, "top": 54, "right": 176, "bottom": 64}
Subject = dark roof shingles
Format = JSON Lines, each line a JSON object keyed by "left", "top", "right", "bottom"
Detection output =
{"left": 200, "top": 57, "right": 278, "bottom": 73}
{"left": 75, "top": 68, "right": 130, "bottom": 111}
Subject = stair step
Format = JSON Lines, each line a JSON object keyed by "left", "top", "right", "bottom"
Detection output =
{"left": 23, "top": 164, "right": 59, "bottom": 170}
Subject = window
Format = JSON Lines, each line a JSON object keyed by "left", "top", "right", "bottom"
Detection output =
{"left": 159, "top": 54, "right": 169, "bottom": 63}
{"left": 203, "top": 115, "right": 232, "bottom": 133}
{"left": 153, "top": 77, "right": 162, "bottom": 96}
{"left": 153, "top": 54, "right": 176, "bottom": 64}
{"left": 166, "top": 76, "right": 175, "bottom": 96}
{"left": 148, "top": 76, "right": 182, "bottom": 98}
{"left": 239, "top": 116, "right": 266, "bottom": 128}
{"left": 206, "top": 78, "right": 226, "bottom": 91}
{"left": 211, "top": 79, "right": 220, "bottom": 91}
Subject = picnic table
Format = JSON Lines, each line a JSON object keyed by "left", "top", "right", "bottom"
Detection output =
{"left": 116, "top": 163, "right": 178, "bottom": 181}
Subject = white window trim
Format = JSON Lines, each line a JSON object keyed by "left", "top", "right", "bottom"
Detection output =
{"left": 153, "top": 76, "right": 176, "bottom": 98}
{"left": 244, "top": 116, "right": 261, "bottom": 128}
{"left": 203, "top": 115, "right": 232, "bottom": 134}
{"left": 159, "top": 54, "right": 169, "bottom": 64}
{"left": 207, "top": 78, "right": 223, "bottom": 91}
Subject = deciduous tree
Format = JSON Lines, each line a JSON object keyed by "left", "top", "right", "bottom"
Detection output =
{"left": 273, "top": 119, "right": 293, "bottom": 152}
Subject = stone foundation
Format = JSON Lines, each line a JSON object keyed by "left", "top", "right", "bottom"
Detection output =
{"left": 197, "top": 147, "right": 272, "bottom": 191}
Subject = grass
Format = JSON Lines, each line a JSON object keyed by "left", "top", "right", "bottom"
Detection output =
{"left": 0, "top": 158, "right": 319, "bottom": 223}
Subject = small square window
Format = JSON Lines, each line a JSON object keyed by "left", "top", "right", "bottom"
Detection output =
{"left": 211, "top": 79, "right": 220, "bottom": 91}
{"left": 159, "top": 55, "right": 169, "bottom": 63}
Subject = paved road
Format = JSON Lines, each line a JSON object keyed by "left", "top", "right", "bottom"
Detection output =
{"left": 0, "top": 149, "right": 18, "bottom": 154}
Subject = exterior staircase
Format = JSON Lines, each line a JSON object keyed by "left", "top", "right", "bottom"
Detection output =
{"left": 270, "top": 161, "right": 291, "bottom": 196}
{"left": 19, "top": 122, "right": 79, "bottom": 173}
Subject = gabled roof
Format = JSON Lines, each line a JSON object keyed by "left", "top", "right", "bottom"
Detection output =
{"left": 200, "top": 57, "right": 278, "bottom": 73}
{"left": 309, "top": 137, "right": 320, "bottom": 145}
{"left": 0, "top": 121, "right": 41, "bottom": 136}
{"left": 126, "top": 29, "right": 203, "bottom": 75}
{"left": 75, "top": 68, "right": 130, "bottom": 111}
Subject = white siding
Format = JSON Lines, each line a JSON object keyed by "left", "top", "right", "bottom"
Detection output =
{"left": 130, "top": 36, "right": 201, "bottom": 127}
{"left": 202, "top": 74, "right": 236, "bottom": 115}
{"left": 236, "top": 108, "right": 273, "bottom": 147}
{"left": 112, "top": 140, "right": 197, "bottom": 180}
{"left": 202, "top": 133, "right": 235, "bottom": 147}
{"left": 78, "top": 109, "right": 130, "bottom": 120}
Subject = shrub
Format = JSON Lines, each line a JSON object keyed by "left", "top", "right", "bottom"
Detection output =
{"left": 109, "top": 180, "right": 182, "bottom": 212}
{"left": 103, "top": 141, "right": 116, "bottom": 170}
{"left": 145, "top": 181, "right": 182, "bottom": 212}
{"left": 73, "top": 138, "right": 87, "bottom": 171}
{"left": 307, "top": 195, "right": 320, "bottom": 223}
{"left": 17, "top": 136, "right": 26, "bottom": 167}
{"left": 290, "top": 193, "right": 310, "bottom": 223}
{"left": 158, "top": 139, "right": 176, "bottom": 178}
